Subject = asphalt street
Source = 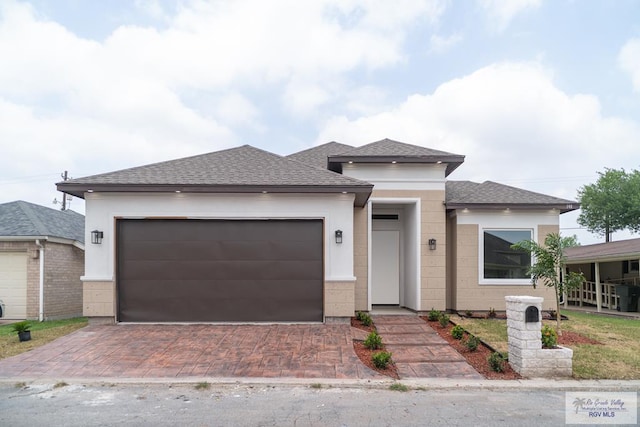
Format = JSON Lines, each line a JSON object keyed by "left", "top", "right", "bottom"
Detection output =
{"left": 0, "top": 382, "right": 572, "bottom": 426}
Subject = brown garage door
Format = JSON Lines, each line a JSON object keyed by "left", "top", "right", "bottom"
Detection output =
{"left": 116, "top": 219, "right": 323, "bottom": 322}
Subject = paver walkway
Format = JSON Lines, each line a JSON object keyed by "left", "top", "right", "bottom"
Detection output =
{"left": 373, "top": 315, "right": 483, "bottom": 379}
{"left": 0, "top": 324, "right": 385, "bottom": 380}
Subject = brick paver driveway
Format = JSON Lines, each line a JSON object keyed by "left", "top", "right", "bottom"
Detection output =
{"left": 0, "top": 324, "right": 386, "bottom": 380}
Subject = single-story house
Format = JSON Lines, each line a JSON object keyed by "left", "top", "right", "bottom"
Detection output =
{"left": 565, "top": 238, "right": 640, "bottom": 312}
{"left": 0, "top": 200, "right": 84, "bottom": 320}
{"left": 57, "top": 139, "right": 578, "bottom": 323}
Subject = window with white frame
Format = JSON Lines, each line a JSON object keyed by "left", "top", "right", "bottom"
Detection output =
{"left": 483, "top": 229, "right": 532, "bottom": 280}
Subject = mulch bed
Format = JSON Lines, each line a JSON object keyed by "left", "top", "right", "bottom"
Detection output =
{"left": 421, "top": 317, "right": 521, "bottom": 380}
{"left": 351, "top": 317, "right": 399, "bottom": 379}
{"left": 558, "top": 331, "right": 601, "bottom": 346}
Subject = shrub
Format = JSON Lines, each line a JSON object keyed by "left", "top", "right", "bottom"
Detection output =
{"left": 488, "top": 352, "right": 507, "bottom": 373}
{"left": 465, "top": 310, "right": 473, "bottom": 317}
{"left": 541, "top": 325, "right": 558, "bottom": 348}
{"left": 372, "top": 351, "right": 392, "bottom": 369}
{"left": 11, "top": 321, "right": 31, "bottom": 333}
{"left": 363, "top": 331, "right": 383, "bottom": 350}
{"left": 465, "top": 335, "right": 480, "bottom": 352}
{"left": 355, "top": 311, "right": 366, "bottom": 321}
{"left": 360, "top": 313, "right": 372, "bottom": 327}
{"left": 427, "top": 308, "right": 441, "bottom": 321}
{"left": 438, "top": 313, "right": 450, "bottom": 328}
{"left": 451, "top": 325, "right": 464, "bottom": 340}
{"left": 389, "top": 383, "right": 409, "bottom": 392}
{"left": 487, "top": 308, "right": 496, "bottom": 318}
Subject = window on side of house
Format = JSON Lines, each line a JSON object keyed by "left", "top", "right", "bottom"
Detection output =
{"left": 483, "top": 229, "right": 532, "bottom": 280}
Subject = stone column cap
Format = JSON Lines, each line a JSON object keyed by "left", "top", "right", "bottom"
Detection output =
{"left": 505, "top": 295, "right": 543, "bottom": 304}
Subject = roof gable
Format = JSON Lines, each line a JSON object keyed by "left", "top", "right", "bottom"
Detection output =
{"left": 57, "top": 145, "right": 373, "bottom": 206}
{"left": 286, "top": 141, "right": 354, "bottom": 169}
{"left": 446, "top": 180, "right": 579, "bottom": 213}
{"left": 327, "top": 138, "right": 465, "bottom": 176}
{"left": 0, "top": 201, "right": 85, "bottom": 243}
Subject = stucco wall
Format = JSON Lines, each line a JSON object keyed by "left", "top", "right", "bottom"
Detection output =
{"left": 353, "top": 207, "right": 368, "bottom": 311}
{"left": 452, "top": 211, "right": 560, "bottom": 311}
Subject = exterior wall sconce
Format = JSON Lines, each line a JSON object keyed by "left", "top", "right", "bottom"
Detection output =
{"left": 91, "top": 230, "right": 104, "bottom": 244}
{"left": 335, "top": 230, "right": 343, "bottom": 244}
{"left": 428, "top": 238, "right": 437, "bottom": 250}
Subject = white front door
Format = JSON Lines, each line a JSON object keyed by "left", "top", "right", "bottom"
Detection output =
{"left": 371, "top": 229, "right": 400, "bottom": 305}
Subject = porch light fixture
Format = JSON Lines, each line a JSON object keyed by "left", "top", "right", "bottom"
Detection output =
{"left": 91, "top": 230, "right": 104, "bottom": 245}
{"left": 335, "top": 230, "right": 343, "bottom": 244}
{"left": 428, "top": 238, "right": 437, "bottom": 250}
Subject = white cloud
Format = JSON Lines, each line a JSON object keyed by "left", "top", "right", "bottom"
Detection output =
{"left": 476, "top": 0, "right": 541, "bottom": 32}
{"left": 429, "top": 33, "right": 463, "bottom": 54}
{"left": 317, "top": 62, "right": 640, "bottom": 203}
{"left": 619, "top": 38, "right": 640, "bottom": 92}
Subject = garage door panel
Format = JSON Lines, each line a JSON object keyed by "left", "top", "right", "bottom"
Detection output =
{"left": 117, "top": 219, "right": 324, "bottom": 322}
{"left": 0, "top": 252, "right": 28, "bottom": 319}
{"left": 119, "top": 279, "right": 323, "bottom": 322}
{"left": 120, "top": 260, "right": 323, "bottom": 281}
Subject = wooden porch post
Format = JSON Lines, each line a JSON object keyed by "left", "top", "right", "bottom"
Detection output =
{"left": 595, "top": 262, "right": 602, "bottom": 312}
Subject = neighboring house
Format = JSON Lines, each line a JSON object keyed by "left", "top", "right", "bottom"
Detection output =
{"left": 565, "top": 238, "right": 640, "bottom": 312}
{"left": 0, "top": 201, "right": 84, "bottom": 320}
{"left": 57, "top": 139, "right": 578, "bottom": 323}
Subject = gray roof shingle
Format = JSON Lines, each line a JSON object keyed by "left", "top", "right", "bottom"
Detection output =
{"left": 565, "top": 238, "right": 640, "bottom": 263}
{"left": 326, "top": 138, "right": 465, "bottom": 176}
{"left": 0, "top": 201, "right": 84, "bottom": 243}
{"left": 57, "top": 145, "right": 373, "bottom": 206}
{"left": 286, "top": 141, "right": 354, "bottom": 169}
{"left": 446, "top": 181, "right": 579, "bottom": 213}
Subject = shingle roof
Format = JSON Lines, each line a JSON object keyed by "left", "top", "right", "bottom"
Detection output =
{"left": 57, "top": 145, "right": 373, "bottom": 206}
{"left": 286, "top": 141, "right": 354, "bottom": 169}
{"left": 0, "top": 201, "right": 84, "bottom": 243}
{"left": 446, "top": 181, "right": 579, "bottom": 213}
{"left": 327, "top": 138, "right": 465, "bottom": 176}
{"left": 565, "top": 238, "right": 640, "bottom": 263}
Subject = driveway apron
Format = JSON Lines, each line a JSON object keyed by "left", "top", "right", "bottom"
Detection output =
{"left": 0, "top": 324, "right": 385, "bottom": 380}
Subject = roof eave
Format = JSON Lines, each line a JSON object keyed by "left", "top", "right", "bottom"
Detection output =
{"left": 446, "top": 202, "right": 580, "bottom": 213}
{"left": 57, "top": 183, "right": 374, "bottom": 207}
{"left": 566, "top": 253, "right": 640, "bottom": 264}
{"left": 327, "top": 155, "right": 465, "bottom": 173}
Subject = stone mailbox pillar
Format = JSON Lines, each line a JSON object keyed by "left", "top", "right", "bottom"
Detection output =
{"left": 505, "top": 296, "right": 573, "bottom": 377}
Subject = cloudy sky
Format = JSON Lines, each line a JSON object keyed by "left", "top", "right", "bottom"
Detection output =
{"left": 1, "top": 0, "right": 639, "bottom": 244}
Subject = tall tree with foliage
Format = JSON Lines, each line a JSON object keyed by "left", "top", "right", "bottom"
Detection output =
{"left": 577, "top": 168, "right": 640, "bottom": 242}
{"left": 512, "top": 233, "right": 584, "bottom": 335}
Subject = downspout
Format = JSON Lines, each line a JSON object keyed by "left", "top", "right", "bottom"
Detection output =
{"left": 35, "top": 239, "right": 44, "bottom": 321}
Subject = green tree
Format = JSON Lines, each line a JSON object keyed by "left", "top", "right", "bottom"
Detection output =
{"left": 512, "top": 233, "right": 584, "bottom": 335}
{"left": 577, "top": 168, "right": 640, "bottom": 242}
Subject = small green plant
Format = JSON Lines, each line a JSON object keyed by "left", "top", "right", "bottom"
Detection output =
{"left": 372, "top": 351, "right": 392, "bottom": 369}
{"left": 310, "top": 383, "right": 323, "bottom": 389}
{"left": 465, "top": 335, "right": 480, "bottom": 352}
{"left": 389, "top": 382, "right": 409, "bottom": 392}
{"left": 438, "top": 313, "right": 450, "bottom": 328}
{"left": 487, "top": 308, "right": 496, "bottom": 318}
{"left": 11, "top": 321, "right": 31, "bottom": 333}
{"left": 427, "top": 308, "right": 440, "bottom": 321}
{"left": 360, "top": 313, "right": 372, "bottom": 327}
{"left": 14, "top": 382, "right": 27, "bottom": 389}
{"left": 465, "top": 310, "right": 473, "bottom": 317}
{"left": 363, "top": 331, "right": 383, "bottom": 350}
{"left": 53, "top": 382, "right": 68, "bottom": 389}
{"left": 451, "top": 325, "right": 464, "bottom": 340}
{"left": 488, "top": 352, "right": 507, "bottom": 373}
{"left": 541, "top": 325, "right": 558, "bottom": 348}
{"left": 194, "top": 382, "right": 210, "bottom": 390}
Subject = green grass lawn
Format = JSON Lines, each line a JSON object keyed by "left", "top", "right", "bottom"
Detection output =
{"left": 452, "top": 310, "right": 640, "bottom": 379}
{"left": 0, "top": 318, "right": 88, "bottom": 360}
